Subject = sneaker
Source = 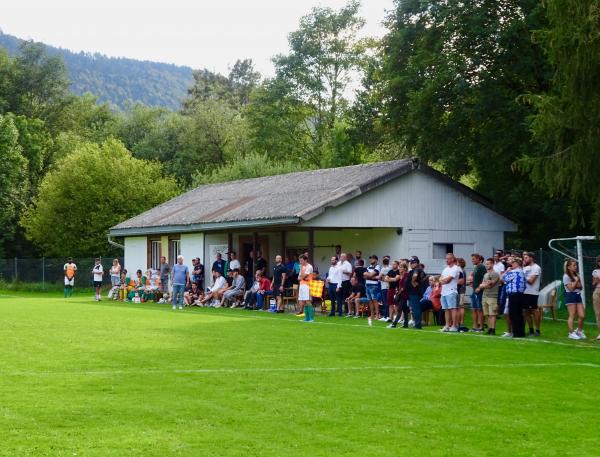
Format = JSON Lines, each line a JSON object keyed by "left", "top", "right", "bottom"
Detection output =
{"left": 297, "top": 313, "right": 305, "bottom": 318}
{"left": 307, "top": 319, "right": 314, "bottom": 323}
{"left": 387, "top": 323, "right": 395, "bottom": 329}
{"left": 501, "top": 332, "right": 513, "bottom": 338}
{"left": 408, "top": 319, "right": 415, "bottom": 328}
{"left": 345, "top": 314, "right": 353, "bottom": 318}
{"left": 172, "top": 305, "right": 176, "bottom": 310}
{"left": 448, "top": 326, "right": 458, "bottom": 333}
{"left": 439, "top": 327, "right": 449, "bottom": 332}
{"left": 353, "top": 315, "right": 360, "bottom": 319}
{"left": 399, "top": 319, "right": 405, "bottom": 325}
{"left": 178, "top": 306, "right": 183, "bottom": 310}
{"left": 576, "top": 330, "right": 587, "bottom": 340}
{"left": 568, "top": 332, "right": 581, "bottom": 340}
{"left": 596, "top": 334, "right": 600, "bottom": 340}
{"left": 535, "top": 330, "right": 541, "bottom": 337}
{"left": 368, "top": 318, "right": 372, "bottom": 327}
{"left": 385, "top": 317, "right": 392, "bottom": 322}
{"left": 378, "top": 317, "right": 387, "bottom": 322}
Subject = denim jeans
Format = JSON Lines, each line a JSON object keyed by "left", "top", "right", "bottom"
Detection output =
{"left": 172, "top": 284, "right": 185, "bottom": 306}
{"left": 256, "top": 290, "right": 273, "bottom": 309}
{"left": 408, "top": 293, "right": 422, "bottom": 329}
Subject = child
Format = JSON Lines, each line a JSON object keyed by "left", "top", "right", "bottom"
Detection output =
{"left": 92, "top": 258, "right": 104, "bottom": 301}
{"left": 119, "top": 269, "right": 128, "bottom": 301}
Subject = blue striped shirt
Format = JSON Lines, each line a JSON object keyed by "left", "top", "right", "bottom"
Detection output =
{"left": 503, "top": 268, "right": 526, "bottom": 294}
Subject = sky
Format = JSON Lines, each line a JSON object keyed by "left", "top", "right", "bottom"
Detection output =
{"left": 1, "top": 0, "right": 395, "bottom": 76}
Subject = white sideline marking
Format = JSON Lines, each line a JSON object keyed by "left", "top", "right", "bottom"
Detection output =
{"left": 1, "top": 362, "right": 598, "bottom": 377}
{"left": 185, "top": 308, "right": 600, "bottom": 350}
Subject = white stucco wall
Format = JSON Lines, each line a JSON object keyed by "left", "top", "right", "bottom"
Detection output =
{"left": 124, "top": 236, "right": 147, "bottom": 274}
{"left": 180, "top": 233, "right": 204, "bottom": 269}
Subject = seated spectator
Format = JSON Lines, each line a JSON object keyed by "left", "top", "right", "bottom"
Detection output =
{"left": 430, "top": 276, "right": 443, "bottom": 325}
{"left": 222, "top": 269, "right": 246, "bottom": 307}
{"left": 243, "top": 273, "right": 261, "bottom": 309}
{"left": 345, "top": 276, "right": 367, "bottom": 318}
{"left": 419, "top": 275, "right": 435, "bottom": 312}
{"left": 184, "top": 282, "right": 203, "bottom": 307}
{"left": 142, "top": 269, "right": 161, "bottom": 302}
{"left": 127, "top": 269, "right": 146, "bottom": 301}
{"left": 199, "top": 270, "right": 227, "bottom": 306}
{"left": 255, "top": 271, "right": 273, "bottom": 311}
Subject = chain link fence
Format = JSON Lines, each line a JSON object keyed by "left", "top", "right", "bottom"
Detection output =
{"left": 0, "top": 257, "right": 124, "bottom": 291}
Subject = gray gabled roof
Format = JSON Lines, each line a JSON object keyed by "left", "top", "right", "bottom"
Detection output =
{"left": 110, "top": 158, "right": 508, "bottom": 236}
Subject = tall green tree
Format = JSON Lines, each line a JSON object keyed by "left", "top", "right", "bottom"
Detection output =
{"left": 0, "top": 114, "right": 29, "bottom": 256}
{"left": 378, "top": 0, "right": 575, "bottom": 246}
{"left": 521, "top": 0, "right": 600, "bottom": 234}
{"left": 248, "top": 0, "right": 368, "bottom": 167}
{"left": 21, "top": 139, "right": 179, "bottom": 256}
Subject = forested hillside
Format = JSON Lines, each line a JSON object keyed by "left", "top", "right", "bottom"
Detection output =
{"left": 0, "top": 31, "right": 193, "bottom": 110}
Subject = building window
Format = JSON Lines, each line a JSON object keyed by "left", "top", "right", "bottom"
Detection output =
{"left": 150, "top": 240, "right": 161, "bottom": 270}
{"left": 169, "top": 239, "right": 181, "bottom": 265}
{"left": 433, "top": 243, "right": 454, "bottom": 259}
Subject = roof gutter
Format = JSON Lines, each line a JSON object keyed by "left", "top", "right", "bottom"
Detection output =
{"left": 107, "top": 234, "right": 125, "bottom": 250}
{"left": 109, "top": 217, "right": 300, "bottom": 237}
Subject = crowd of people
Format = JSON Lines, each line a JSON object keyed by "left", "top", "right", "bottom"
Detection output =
{"left": 63, "top": 248, "right": 600, "bottom": 341}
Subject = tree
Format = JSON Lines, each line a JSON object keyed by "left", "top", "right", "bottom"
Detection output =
{"left": 247, "top": 0, "right": 367, "bottom": 167}
{"left": 192, "top": 152, "right": 309, "bottom": 186}
{"left": 0, "top": 114, "right": 28, "bottom": 256}
{"left": 182, "top": 59, "right": 261, "bottom": 112}
{"left": 378, "top": 0, "right": 575, "bottom": 246}
{"left": 21, "top": 138, "right": 179, "bottom": 256}
{"left": 521, "top": 0, "right": 600, "bottom": 234}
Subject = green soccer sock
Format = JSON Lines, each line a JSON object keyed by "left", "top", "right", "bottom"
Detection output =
{"left": 64, "top": 287, "right": 68, "bottom": 298}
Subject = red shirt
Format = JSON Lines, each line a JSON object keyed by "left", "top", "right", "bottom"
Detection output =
{"left": 259, "top": 277, "right": 271, "bottom": 292}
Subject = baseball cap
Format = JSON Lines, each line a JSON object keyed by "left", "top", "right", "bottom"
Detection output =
{"left": 409, "top": 256, "right": 420, "bottom": 264}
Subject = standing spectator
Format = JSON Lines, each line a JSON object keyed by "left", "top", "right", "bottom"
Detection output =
{"left": 354, "top": 259, "right": 367, "bottom": 286}
{"left": 494, "top": 250, "right": 507, "bottom": 314}
{"left": 326, "top": 256, "right": 342, "bottom": 317}
{"left": 159, "top": 256, "right": 171, "bottom": 295}
{"left": 192, "top": 258, "right": 204, "bottom": 290}
{"left": 354, "top": 251, "right": 363, "bottom": 268}
{"left": 563, "top": 260, "right": 585, "bottom": 340}
{"left": 456, "top": 257, "right": 468, "bottom": 331}
{"left": 478, "top": 258, "right": 500, "bottom": 335}
{"left": 63, "top": 257, "right": 77, "bottom": 298}
{"left": 470, "top": 253, "right": 486, "bottom": 332}
{"left": 593, "top": 256, "right": 600, "bottom": 340}
{"left": 383, "top": 260, "right": 400, "bottom": 323}
{"left": 171, "top": 255, "right": 190, "bottom": 310}
{"left": 389, "top": 262, "right": 410, "bottom": 328}
{"left": 523, "top": 251, "right": 542, "bottom": 336}
{"left": 379, "top": 256, "right": 391, "bottom": 321}
{"left": 502, "top": 257, "right": 527, "bottom": 338}
{"left": 364, "top": 255, "right": 381, "bottom": 326}
{"left": 439, "top": 253, "right": 461, "bottom": 332}
{"left": 92, "top": 258, "right": 104, "bottom": 301}
{"left": 271, "top": 255, "right": 287, "bottom": 313}
{"left": 298, "top": 254, "right": 314, "bottom": 322}
{"left": 255, "top": 251, "right": 267, "bottom": 274}
{"left": 338, "top": 253, "right": 353, "bottom": 314}
{"left": 212, "top": 253, "right": 225, "bottom": 276}
{"left": 109, "top": 259, "right": 121, "bottom": 289}
{"left": 244, "top": 251, "right": 255, "bottom": 289}
{"left": 228, "top": 251, "right": 241, "bottom": 272}
{"left": 406, "top": 256, "right": 426, "bottom": 330}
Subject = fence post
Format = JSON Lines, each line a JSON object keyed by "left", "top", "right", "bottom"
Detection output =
{"left": 14, "top": 257, "right": 17, "bottom": 281}
{"left": 42, "top": 256, "right": 45, "bottom": 290}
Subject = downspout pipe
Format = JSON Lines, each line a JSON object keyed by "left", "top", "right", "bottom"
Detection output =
{"left": 108, "top": 234, "right": 125, "bottom": 250}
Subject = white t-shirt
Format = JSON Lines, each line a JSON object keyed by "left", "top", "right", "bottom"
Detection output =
{"left": 440, "top": 264, "right": 461, "bottom": 296}
{"left": 524, "top": 263, "right": 542, "bottom": 295}
{"left": 563, "top": 274, "right": 582, "bottom": 293}
{"left": 92, "top": 264, "right": 103, "bottom": 282}
{"left": 593, "top": 269, "right": 600, "bottom": 289}
{"left": 339, "top": 260, "right": 352, "bottom": 281}
{"left": 210, "top": 275, "right": 227, "bottom": 293}
{"left": 380, "top": 266, "right": 391, "bottom": 290}
{"left": 493, "top": 262, "right": 506, "bottom": 275}
{"left": 229, "top": 259, "right": 241, "bottom": 271}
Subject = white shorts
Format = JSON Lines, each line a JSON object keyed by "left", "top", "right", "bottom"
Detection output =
{"left": 298, "top": 284, "right": 310, "bottom": 301}
{"left": 64, "top": 277, "right": 74, "bottom": 286}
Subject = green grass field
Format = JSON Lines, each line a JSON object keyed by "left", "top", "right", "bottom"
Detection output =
{"left": 1, "top": 291, "right": 599, "bottom": 456}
